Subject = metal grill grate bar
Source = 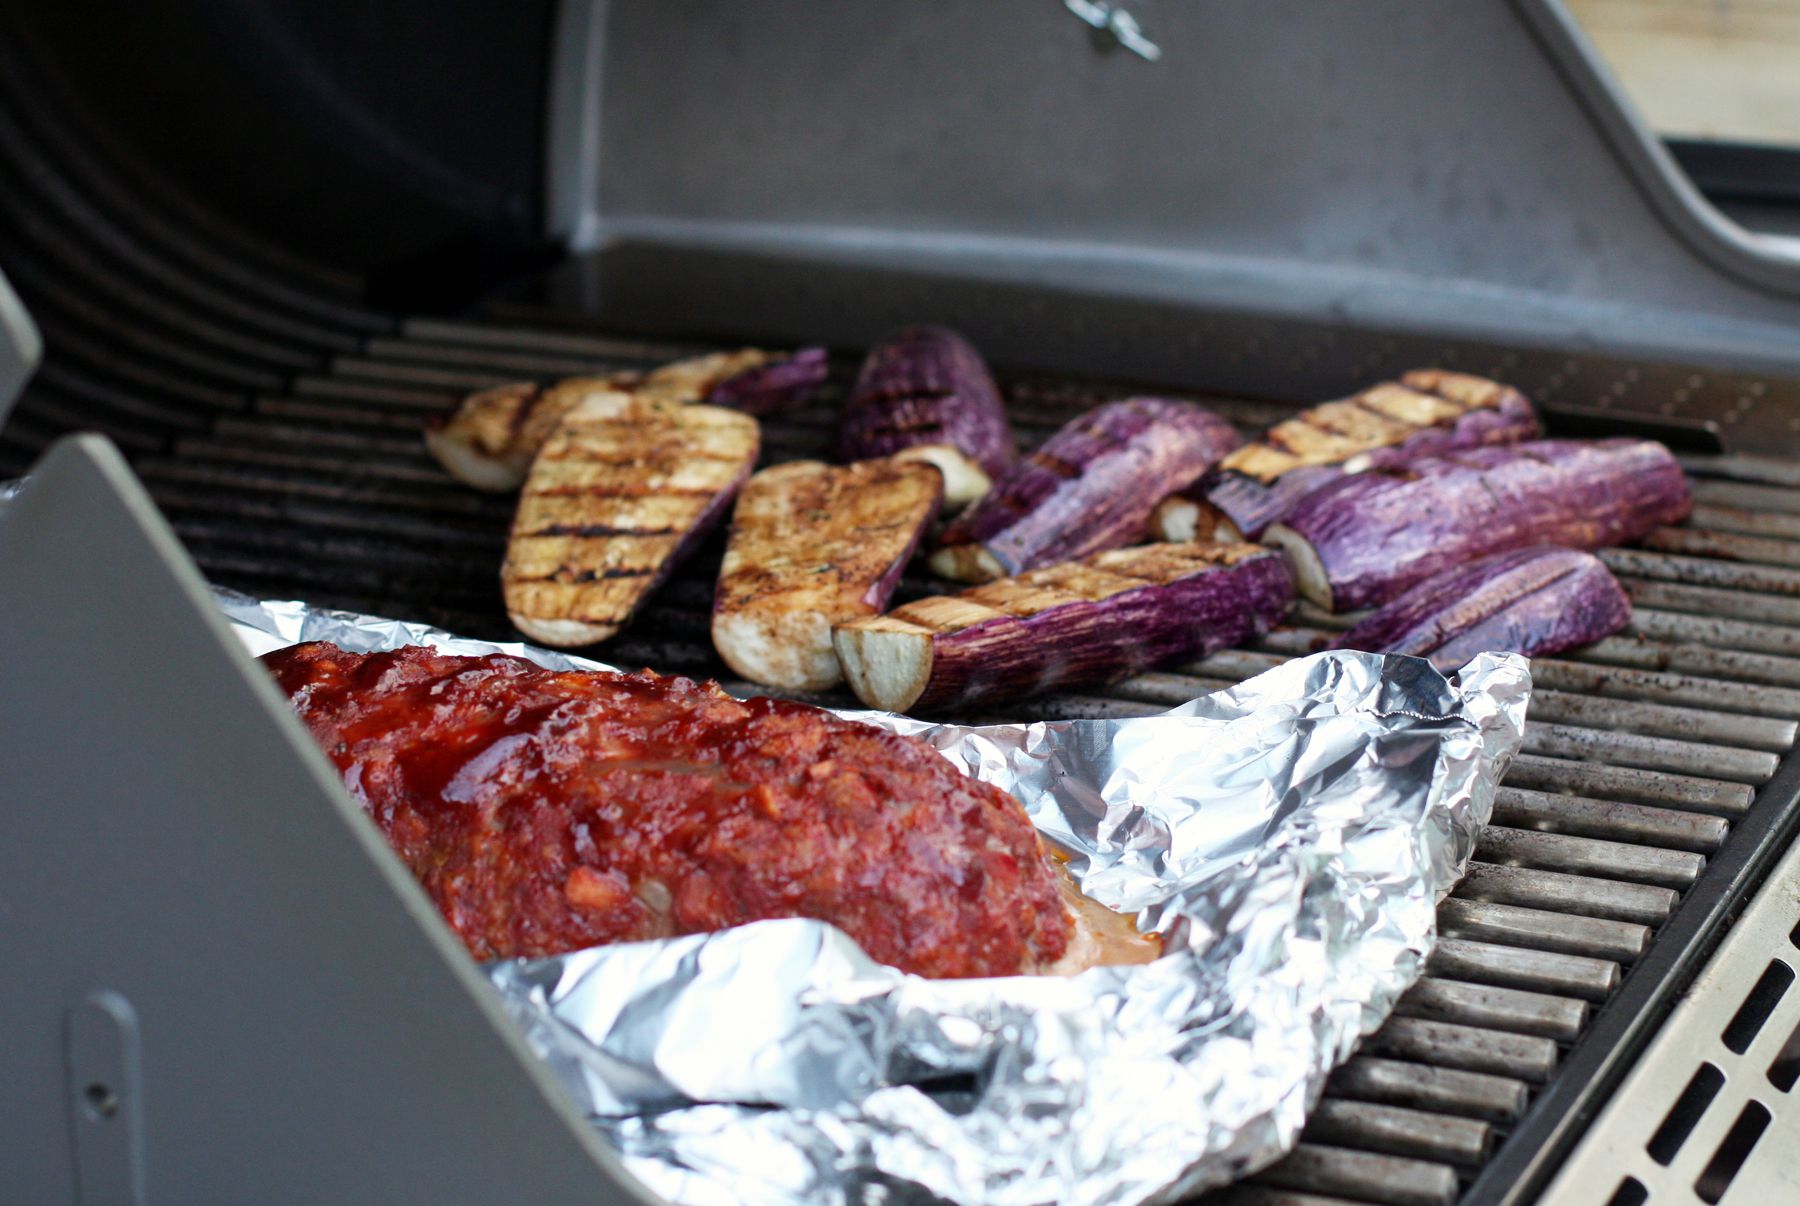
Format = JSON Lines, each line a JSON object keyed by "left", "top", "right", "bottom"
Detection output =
{"left": 17, "top": 317, "right": 1800, "bottom": 1206}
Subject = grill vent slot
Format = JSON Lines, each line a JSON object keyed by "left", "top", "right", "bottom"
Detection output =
{"left": 1693, "top": 1100, "right": 1770, "bottom": 1204}
{"left": 1647, "top": 1062, "right": 1726, "bottom": 1166}
{"left": 1721, "top": 960, "right": 1793, "bottom": 1054}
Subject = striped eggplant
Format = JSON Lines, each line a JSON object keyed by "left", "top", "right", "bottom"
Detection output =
{"left": 1149, "top": 371, "right": 1541, "bottom": 542}
{"left": 836, "top": 325, "right": 1016, "bottom": 505}
{"left": 696, "top": 345, "right": 828, "bottom": 414}
{"left": 1263, "top": 439, "right": 1691, "bottom": 613}
{"left": 832, "top": 542, "right": 1294, "bottom": 714}
{"left": 635, "top": 346, "right": 821, "bottom": 410}
{"left": 929, "top": 398, "right": 1241, "bottom": 582}
{"left": 502, "top": 391, "right": 760, "bottom": 647}
{"left": 713, "top": 456, "right": 944, "bottom": 691}
{"left": 1332, "top": 546, "right": 1631, "bottom": 671}
{"left": 426, "top": 347, "right": 815, "bottom": 491}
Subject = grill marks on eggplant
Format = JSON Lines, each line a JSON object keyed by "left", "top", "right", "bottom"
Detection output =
{"left": 1265, "top": 439, "right": 1692, "bottom": 612}
{"left": 1332, "top": 547, "right": 1633, "bottom": 670}
{"left": 425, "top": 375, "right": 636, "bottom": 492}
{"left": 712, "top": 457, "right": 944, "bottom": 691}
{"left": 836, "top": 326, "right": 1017, "bottom": 501}
{"left": 1149, "top": 370, "right": 1541, "bottom": 543}
{"left": 931, "top": 398, "right": 1241, "bottom": 582}
{"left": 502, "top": 393, "right": 759, "bottom": 647}
{"left": 833, "top": 542, "right": 1295, "bottom": 713}
{"left": 424, "top": 348, "right": 800, "bottom": 492}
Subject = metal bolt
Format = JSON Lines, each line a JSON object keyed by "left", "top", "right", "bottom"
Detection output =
{"left": 1064, "top": 0, "right": 1163, "bottom": 61}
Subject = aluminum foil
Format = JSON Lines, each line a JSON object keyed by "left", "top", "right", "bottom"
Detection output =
{"left": 217, "top": 587, "right": 1529, "bottom": 1206}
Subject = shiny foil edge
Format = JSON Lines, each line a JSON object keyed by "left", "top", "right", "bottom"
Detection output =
{"left": 217, "top": 587, "right": 1529, "bottom": 1206}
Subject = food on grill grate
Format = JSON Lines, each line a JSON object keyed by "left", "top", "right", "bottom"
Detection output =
{"left": 425, "top": 375, "right": 637, "bottom": 492}
{"left": 694, "top": 344, "right": 829, "bottom": 414}
{"left": 423, "top": 347, "right": 815, "bottom": 492}
{"left": 1263, "top": 438, "right": 1691, "bottom": 612}
{"left": 713, "top": 455, "right": 944, "bottom": 691}
{"left": 1149, "top": 370, "right": 1541, "bottom": 543}
{"left": 501, "top": 391, "right": 760, "bottom": 647}
{"left": 929, "top": 397, "right": 1241, "bottom": 582}
{"left": 833, "top": 542, "right": 1294, "bottom": 713}
{"left": 835, "top": 325, "right": 1017, "bottom": 504}
{"left": 260, "top": 641, "right": 1160, "bottom": 979}
{"left": 1332, "top": 546, "right": 1632, "bottom": 670}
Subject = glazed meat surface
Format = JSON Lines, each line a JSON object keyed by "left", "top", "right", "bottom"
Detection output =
{"left": 262, "top": 642, "right": 1074, "bottom": 979}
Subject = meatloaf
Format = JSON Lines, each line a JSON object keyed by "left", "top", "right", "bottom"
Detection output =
{"left": 262, "top": 642, "right": 1080, "bottom": 979}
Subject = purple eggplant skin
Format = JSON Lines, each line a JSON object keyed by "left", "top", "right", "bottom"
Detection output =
{"left": 1160, "top": 463, "right": 1341, "bottom": 544}
{"left": 703, "top": 345, "right": 830, "bottom": 415}
{"left": 1177, "top": 387, "right": 1543, "bottom": 542}
{"left": 1332, "top": 546, "right": 1631, "bottom": 672}
{"left": 930, "top": 398, "right": 1241, "bottom": 581}
{"left": 835, "top": 326, "right": 1018, "bottom": 481}
{"left": 1264, "top": 439, "right": 1692, "bottom": 613}
{"left": 832, "top": 542, "right": 1294, "bottom": 714}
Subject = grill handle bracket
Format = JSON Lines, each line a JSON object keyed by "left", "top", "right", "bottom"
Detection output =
{"left": 65, "top": 991, "right": 146, "bottom": 1206}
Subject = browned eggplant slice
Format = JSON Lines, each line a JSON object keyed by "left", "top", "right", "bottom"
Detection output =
{"left": 713, "top": 456, "right": 944, "bottom": 691}
{"left": 501, "top": 391, "right": 760, "bottom": 646}
{"left": 833, "top": 542, "right": 1294, "bottom": 714}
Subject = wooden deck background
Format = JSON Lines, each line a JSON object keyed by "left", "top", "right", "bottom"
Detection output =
{"left": 1568, "top": 0, "right": 1800, "bottom": 144}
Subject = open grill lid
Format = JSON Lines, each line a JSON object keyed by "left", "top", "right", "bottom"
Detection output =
{"left": 7, "top": 3, "right": 1800, "bottom": 1204}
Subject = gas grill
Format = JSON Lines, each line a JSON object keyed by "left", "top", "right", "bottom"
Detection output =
{"left": 8, "top": 4, "right": 1800, "bottom": 1205}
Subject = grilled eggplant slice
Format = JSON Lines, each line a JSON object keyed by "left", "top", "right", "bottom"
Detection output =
{"left": 1264, "top": 439, "right": 1691, "bottom": 612}
{"left": 1149, "top": 371, "right": 1541, "bottom": 542}
{"left": 836, "top": 325, "right": 1016, "bottom": 502}
{"left": 931, "top": 398, "right": 1239, "bottom": 582}
{"left": 426, "top": 348, "right": 815, "bottom": 491}
{"left": 425, "top": 374, "right": 636, "bottom": 492}
{"left": 713, "top": 457, "right": 945, "bottom": 691}
{"left": 833, "top": 543, "right": 1294, "bottom": 714}
{"left": 696, "top": 345, "right": 829, "bottom": 414}
{"left": 1332, "top": 546, "right": 1631, "bottom": 671}
{"left": 502, "top": 391, "right": 760, "bottom": 646}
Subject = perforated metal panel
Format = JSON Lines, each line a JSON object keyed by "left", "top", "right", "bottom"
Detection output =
{"left": 1544, "top": 832, "right": 1800, "bottom": 1206}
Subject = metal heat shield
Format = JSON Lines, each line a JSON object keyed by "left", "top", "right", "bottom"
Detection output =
{"left": 530, "top": 0, "right": 1800, "bottom": 454}
{"left": 0, "top": 435, "right": 658, "bottom": 1206}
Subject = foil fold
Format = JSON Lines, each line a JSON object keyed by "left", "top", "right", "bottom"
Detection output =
{"left": 218, "top": 587, "right": 1529, "bottom": 1206}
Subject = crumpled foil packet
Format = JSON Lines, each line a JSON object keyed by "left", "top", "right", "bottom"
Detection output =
{"left": 217, "top": 587, "right": 1530, "bottom": 1206}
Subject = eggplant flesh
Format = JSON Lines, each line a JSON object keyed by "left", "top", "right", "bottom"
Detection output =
{"left": 931, "top": 398, "right": 1241, "bottom": 582}
{"left": 1332, "top": 546, "right": 1631, "bottom": 671}
{"left": 835, "top": 325, "right": 1017, "bottom": 490}
{"left": 1264, "top": 439, "right": 1691, "bottom": 613}
{"left": 426, "top": 348, "right": 809, "bottom": 492}
{"left": 832, "top": 542, "right": 1294, "bottom": 714}
{"left": 502, "top": 393, "right": 760, "bottom": 647}
{"left": 1154, "top": 372, "right": 1541, "bottom": 542}
{"left": 712, "top": 456, "right": 944, "bottom": 691}
{"left": 425, "top": 375, "right": 636, "bottom": 492}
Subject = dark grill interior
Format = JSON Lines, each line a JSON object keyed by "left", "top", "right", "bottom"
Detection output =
{"left": 7, "top": 27, "right": 1800, "bottom": 1206}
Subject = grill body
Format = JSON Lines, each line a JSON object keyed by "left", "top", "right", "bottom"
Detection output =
{"left": 6, "top": 5, "right": 1800, "bottom": 1205}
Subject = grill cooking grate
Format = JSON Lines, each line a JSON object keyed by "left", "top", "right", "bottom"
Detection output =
{"left": 6, "top": 27, "right": 1800, "bottom": 1197}
{"left": 11, "top": 317, "right": 1800, "bottom": 1205}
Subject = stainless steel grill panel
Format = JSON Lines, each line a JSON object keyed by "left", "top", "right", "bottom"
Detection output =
{"left": 9, "top": 310, "right": 1800, "bottom": 1206}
